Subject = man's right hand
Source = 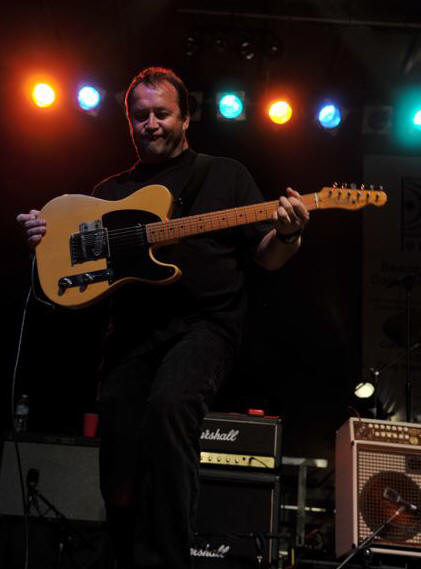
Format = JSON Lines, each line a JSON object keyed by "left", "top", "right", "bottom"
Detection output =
{"left": 16, "top": 210, "right": 46, "bottom": 249}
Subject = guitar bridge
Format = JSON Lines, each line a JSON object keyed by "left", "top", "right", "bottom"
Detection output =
{"left": 70, "top": 219, "right": 109, "bottom": 264}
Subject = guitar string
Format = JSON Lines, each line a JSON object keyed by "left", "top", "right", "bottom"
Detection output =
{"left": 104, "top": 191, "right": 381, "bottom": 241}
{"left": 79, "top": 210, "right": 273, "bottom": 248}
{"left": 75, "top": 193, "right": 383, "bottom": 247}
{"left": 77, "top": 205, "right": 278, "bottom": 244}
{"left": 83, "top": 197, "right": 290, "bottom": 242}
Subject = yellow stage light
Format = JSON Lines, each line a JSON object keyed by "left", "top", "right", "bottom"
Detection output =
{"left": 268, "top": 100, "right": 292, "bottom": 125}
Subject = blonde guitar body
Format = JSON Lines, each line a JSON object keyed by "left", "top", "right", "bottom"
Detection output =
{"left": 35, "top": 183, "right": 387, "bottom": 309}
{"left": 36, "top": 185, "right": 181, "bottom": 308}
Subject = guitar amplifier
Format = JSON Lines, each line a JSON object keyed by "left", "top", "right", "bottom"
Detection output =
{"left": 0, "top": 434, "right": 105, "bottom": 522}
{"left": 336, "top": 418, "right": 421, "bottom": 559}
{"left": 200, "top": 412, "right": 282, "bottom": 470}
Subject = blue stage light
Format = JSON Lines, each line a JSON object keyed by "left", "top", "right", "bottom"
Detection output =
{"left": 318, "top": 104, "right": 341, "bottom": 129}
{"left": 77, "top": 85, "right": 101, "bottom": 111}
{"left": 217, "top": 92, "right": 244, "bottom": 120}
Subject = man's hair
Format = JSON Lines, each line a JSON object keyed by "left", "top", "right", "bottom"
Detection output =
{"left": 125, "top": 66, "right": 190, "bottom": 120}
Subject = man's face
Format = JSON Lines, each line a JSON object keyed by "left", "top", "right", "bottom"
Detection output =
{"left": 128, "top": 80, "right": 190, "bottom": 164}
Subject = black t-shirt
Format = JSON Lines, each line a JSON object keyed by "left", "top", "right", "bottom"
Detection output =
{"left": 93, "top": 148, "right": 272, "bottom": 354}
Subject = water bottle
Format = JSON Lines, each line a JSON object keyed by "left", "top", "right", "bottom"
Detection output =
{"left": 14, "top": 394, "right": 29, "bottom": 433}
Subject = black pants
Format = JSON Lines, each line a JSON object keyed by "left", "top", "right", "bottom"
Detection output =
{"left": 97, "top": 323, "right": 234, "bottom": 569}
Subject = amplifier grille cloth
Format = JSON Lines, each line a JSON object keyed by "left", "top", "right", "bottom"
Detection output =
{"left": 357, "top": 449, "right": 421, "bottom": 546}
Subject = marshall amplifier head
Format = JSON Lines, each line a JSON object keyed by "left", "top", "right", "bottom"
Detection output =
{"left": 200, "top": 412, "right": 282, "bottom": 470}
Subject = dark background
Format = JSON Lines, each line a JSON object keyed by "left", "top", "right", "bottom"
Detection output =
{"left": 3, "top": 1, "right": 421, "bottom": 471}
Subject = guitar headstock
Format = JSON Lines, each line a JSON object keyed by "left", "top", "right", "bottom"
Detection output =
{"left": 316, "top": 184, "right": 387, "bottom": 210}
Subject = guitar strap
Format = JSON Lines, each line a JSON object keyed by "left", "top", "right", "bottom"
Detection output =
{"left": 174, "top": 152, "right": 214, "bottom": 216}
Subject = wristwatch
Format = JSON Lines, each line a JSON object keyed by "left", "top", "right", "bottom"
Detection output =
{"left": 275, "top": 228, "right": 302, "bottom": 244}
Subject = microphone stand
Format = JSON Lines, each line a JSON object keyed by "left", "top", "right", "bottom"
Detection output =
{"left": 336, "top": 504, "right": 407, "bottom": 569}
{"left": 26, "top": 480, "right": 95, "bottom": 568}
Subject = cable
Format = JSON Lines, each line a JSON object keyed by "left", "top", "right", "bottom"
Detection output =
{"left": 30, "top": 256, "right": 56, "bottom": 309}
{"left": 10, "top": 282, "right": 33, "bottom": 569}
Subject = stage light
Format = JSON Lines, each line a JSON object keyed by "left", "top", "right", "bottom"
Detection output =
{"left": 354, "top": 382, "right": 375, "bottom": 399}
{"left": 394, "top": 87, "right": 421, "bottom": 146}
{"left": 32, "top": 83, "right": 56, "bottom": 108}
{"left": 267, "top": 39, "right": 281, "bottom": 57}
{"left": 240, "top": 39, "right": 255, "bottom": 61}
{"left": 264, "top": 33, "right": 282, "bottom": 57}
{"left": 77, "top": 85, "right": 101, "bottom": 111}
{"left": 413, "top": 109, "right": 421, "bottom": 129}
{"left": 214, "top": 36, "right": 228, "bottom": 55}
{"left": 185, "top": 34, "right": 200, "bottom": 57}
{"left": 318, "top": 104, "right": 341, "bottom": 129}
{"left": 362, "top": 106, "right": 393, "bottom": 135}
{"left": 268, "top": 100, "right": 292, "bottom": 125}
{"left": 217, "top": 92, "right": 245, "bottom": 120}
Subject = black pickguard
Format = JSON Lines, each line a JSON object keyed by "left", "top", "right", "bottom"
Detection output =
{"left": 102, "top": 209, "right": 175, "bottom": 282}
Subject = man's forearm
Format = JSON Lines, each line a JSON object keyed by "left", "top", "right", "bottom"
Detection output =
{"left": 254, "top": 228, "right": 301, "bottom": 271}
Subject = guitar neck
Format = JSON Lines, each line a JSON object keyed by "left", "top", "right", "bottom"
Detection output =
{"left": 145, "top": 186, "right": 387, "bottom": 244}
{"left": 146, "top": 193, "right": 319, "bottom": 244}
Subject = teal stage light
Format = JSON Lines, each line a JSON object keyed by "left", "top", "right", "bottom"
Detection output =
{"left": 217, "top": 92, "right": 245, "bottom": 120}
{"left": 318, "top": 104, "right": 341, "bottom": 129}
{"left": 77, "top": 85, "right": 101, "bottom": 111}
{"left": 413, "top": 109, "right": 421, "bottom": 129}
{"left": 394, "top": 87, "right": 421, "bottom": 146}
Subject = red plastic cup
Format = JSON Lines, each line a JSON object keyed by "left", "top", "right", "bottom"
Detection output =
{"left": 83, "top": 413, "right": 99, "bottom": 438}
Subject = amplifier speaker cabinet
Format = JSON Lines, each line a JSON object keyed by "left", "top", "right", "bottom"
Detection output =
{"left": 0, "top": 436, "right": 106, "bottom": 521}
{"left": 336, "top": 418, "right": 421, "bottom": 559}
{"left": 1, "top": 434, "right": 280, "bottom": 568}
{"left": 194, "top": 468, "right": 280, "bottom": 569}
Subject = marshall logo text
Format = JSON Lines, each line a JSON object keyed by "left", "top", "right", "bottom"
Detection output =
{"left": 200, "top": 428, "right": 239, "bottom": 442}
{"left": 191, "top": 544, "right": 231, "bottom": 559}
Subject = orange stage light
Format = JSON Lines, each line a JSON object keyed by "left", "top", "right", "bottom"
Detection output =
{"left": 32, "top": 83, "right": 56, "bottom": 107}
{"left": 268, "top": 100, "right": 292, "bottom": 125}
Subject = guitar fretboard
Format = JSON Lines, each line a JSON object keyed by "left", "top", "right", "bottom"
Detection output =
{"left": 146, "top": 193, "right": 318, "bottom": 244}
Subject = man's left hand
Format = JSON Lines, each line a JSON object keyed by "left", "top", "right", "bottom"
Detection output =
{"left": 273, "top": 187, "right": 310, "bottom": 237}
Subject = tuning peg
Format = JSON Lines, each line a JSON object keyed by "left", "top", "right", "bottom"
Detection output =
{"left": 332, "top": 182, "right": 338, "bottom": 188}
{"left": 350, "top": 183, "right": 357, "bottom": 189}
{"left": 369, "top": 184, "right": 374, "bottom": 190}
{"left": 360, "top": 184, "right": 365, "bottom": 190}
{"left": 379, "top": 185, "right": 383, "bottom": 191}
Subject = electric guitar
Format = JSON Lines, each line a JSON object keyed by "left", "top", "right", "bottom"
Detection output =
{"left": 35, "top": 184, "right": 387, "bottom": 308}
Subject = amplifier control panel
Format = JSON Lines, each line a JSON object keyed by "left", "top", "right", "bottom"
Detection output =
{"left": 200, "top": 452, "right": 275, "bottom": 469}
{"left": 352, "top": 418, "right": 421, "bottom": 446}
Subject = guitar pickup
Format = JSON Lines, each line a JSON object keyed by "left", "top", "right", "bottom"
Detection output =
{"left": 70, "top": 222, "right": 109, "bottom": 265}
{"left": 58, "top": 269, "right": 113, "bottom": 295}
